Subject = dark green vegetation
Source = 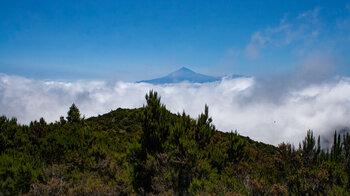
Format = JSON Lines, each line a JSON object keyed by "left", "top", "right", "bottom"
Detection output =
{"left": 1, "top": 90, "right": 350, "bottom": 195}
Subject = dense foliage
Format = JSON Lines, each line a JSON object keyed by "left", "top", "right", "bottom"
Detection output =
{"left": 1, "top": 90, "right": 350, "bottom": 195}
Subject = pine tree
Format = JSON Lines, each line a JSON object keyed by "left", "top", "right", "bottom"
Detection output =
{"left": 331, "top": 131, "right": 343, "bottom": 162}
{"left": 196, "top": 104, "right": 215, "bottom": 148}
{"left": 141, "top": 90, "right": 170, "bottom": 153}
{"left": 67, "top": 103, "right": 81, "bottom": 123}
{"left": 228, "top": 130, "right": 248, "bottom": 163}
{"left": 133, "top": 90, "right": 171, "bottom": 193}
{"left": 343, "top": 133, "right": 350, "bottom": 161}
{"left": 301, "top": 130, "right": 320, "bottom": 165}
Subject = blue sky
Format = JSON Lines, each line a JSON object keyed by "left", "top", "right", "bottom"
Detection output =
{"left": 0, "top": 0, "right": 349, "bottom": 81}
{"left": 2, "top": 0, "right": 350, "bottom": 145}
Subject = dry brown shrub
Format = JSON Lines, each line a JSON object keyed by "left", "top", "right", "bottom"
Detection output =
{"left": 271, "top": 184, "right": 288, "bottom": 196}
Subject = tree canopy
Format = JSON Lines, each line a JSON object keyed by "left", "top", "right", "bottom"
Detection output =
{"left": 67, "top": 103, "right": 81, "bottom": 123}
{"left": 0, "top": 91, "right": 350, "bottom": 195}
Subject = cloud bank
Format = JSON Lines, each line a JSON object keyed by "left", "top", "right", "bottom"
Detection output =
{"left": 1, "top": 73, "right": 350, "bottom": 146}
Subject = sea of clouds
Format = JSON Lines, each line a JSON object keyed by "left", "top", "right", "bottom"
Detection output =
{"left": 1, "top": 73, "right": 350, "bottom": 147}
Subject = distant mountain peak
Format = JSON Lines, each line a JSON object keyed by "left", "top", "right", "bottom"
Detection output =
{"left": 138, "top": 67, "right": 219, "bottom": 84}
{"left": 168, "top": 67, "right": 197, "bottom": 77}
{"left": 178, "top": 66, "right": 193, "bottom": 72}
{"left": 137, "top": 67, "right": 243, "bottom": 85}
{"left": 170, "top": 67, "right": 196, "bottom": 75}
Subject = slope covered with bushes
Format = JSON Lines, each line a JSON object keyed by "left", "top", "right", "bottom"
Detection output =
{"left": 1, "top": 91, "right": 350, "bottom": 195}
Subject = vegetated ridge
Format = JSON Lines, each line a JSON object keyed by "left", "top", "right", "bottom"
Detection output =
{"left": 0, "top": 91, "right": 349, "bottom": 195}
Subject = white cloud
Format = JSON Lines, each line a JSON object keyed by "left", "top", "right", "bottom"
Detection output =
{"left": 251, "top": 31, "right": 269, "bottom": 45}
{"left": 297, "top": 7, "right": 321, "bottom": 20}
{"left": 1, "top": 73, "right": 350, "bottom": 147}
{"left": 244, "top": 31, "right": 270, "bottom": 59}
{"left": 245, "top": 43, "right": 260, "bottom": 59}
{"left": 244, "top": 7, "right": 322, "bottom": 59}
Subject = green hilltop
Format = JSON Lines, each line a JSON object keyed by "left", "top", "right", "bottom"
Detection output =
{"left": 0, "top": 91, "right": 349, "bottom": 195}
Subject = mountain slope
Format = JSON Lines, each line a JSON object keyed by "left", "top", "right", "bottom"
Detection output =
{"left": 0, "top": 91, "right": 349, "bottom": 195}
{"left": 138, "top": 67, "right": 236, "bottom": 84}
